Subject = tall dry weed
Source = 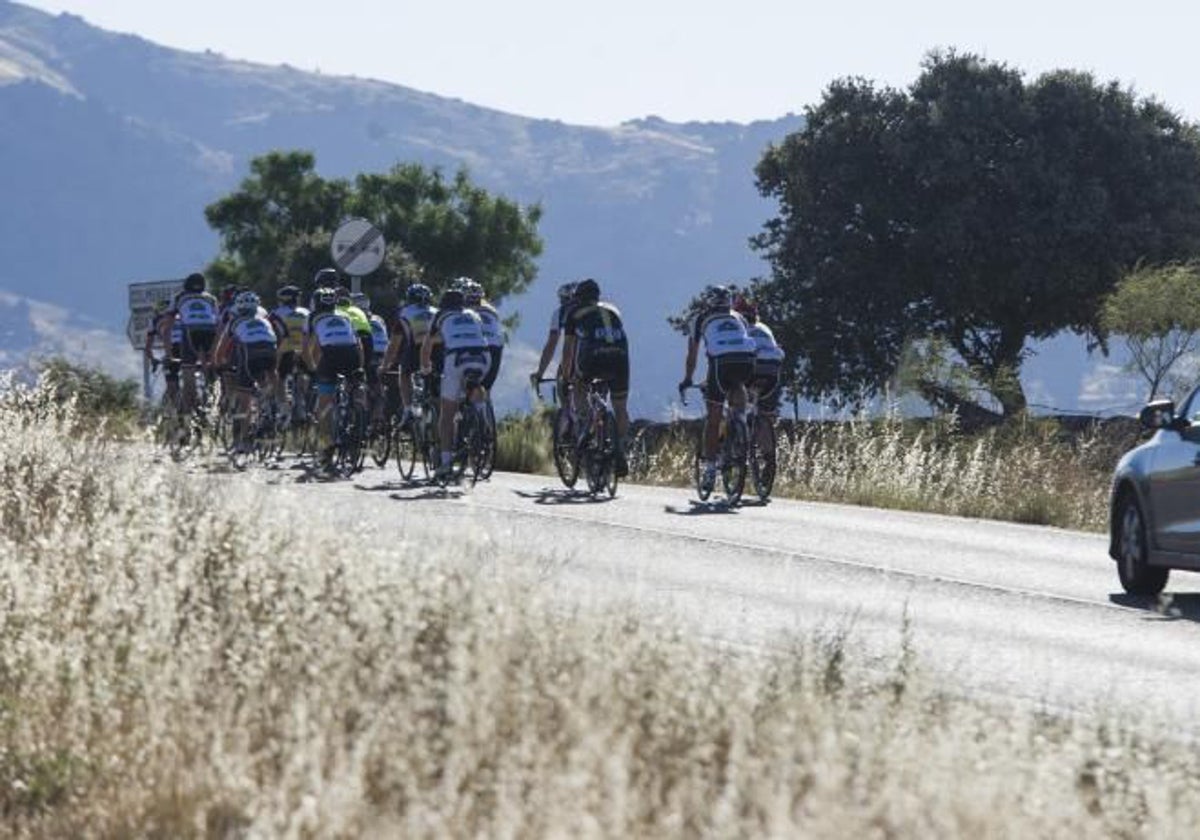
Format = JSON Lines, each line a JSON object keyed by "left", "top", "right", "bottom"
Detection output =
{"left": 0, "top": 382, "right": 1195, "bottom": 837}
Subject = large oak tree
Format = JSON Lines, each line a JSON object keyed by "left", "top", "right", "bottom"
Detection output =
{"left": 753, "top": 51, "right": 1200, "bottom": 418}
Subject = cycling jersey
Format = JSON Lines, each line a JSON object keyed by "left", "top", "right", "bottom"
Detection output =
{"left": 690, "top": 309, "right": 756, "bottom": 357}
{"left": 337, "top": 302, "right": 372, "bottom": 337}
{"left": 368, "top": 314, "right": 390, "bottom": 355}
{"left": 152, "top": 311, "right": 183, "bottom": 347}
{"left": 309, "top": 311, "right": 359, "bottom": 348}
{"left": 173, "top": 291, "right": 219, "bottom": 328}
{"left": 231, "top": 313, "right": 278, "bottom": 347}
{"left": 475, "top": 302, "right": 504, "bottom": 349}
{"left": 565, "top": 300, "right": 630, "bottom": 398}
{"left": 433, "top": 308, "right": 488, "bottom": 353}
{"left": 271, "top": 304, "right": 310, "bottom": 354}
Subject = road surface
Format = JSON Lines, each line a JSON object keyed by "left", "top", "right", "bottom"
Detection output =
{"left": 231, "top": 460, "right": 1200, "bottom": 726}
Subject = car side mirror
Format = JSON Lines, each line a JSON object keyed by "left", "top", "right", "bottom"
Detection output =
{"left": 1140, "top": 399, "right": 1181, "bottom": 431}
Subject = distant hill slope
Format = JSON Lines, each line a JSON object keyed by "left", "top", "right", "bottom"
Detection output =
{"left": 0, "top": 0, "right": 805, "bottom": 413}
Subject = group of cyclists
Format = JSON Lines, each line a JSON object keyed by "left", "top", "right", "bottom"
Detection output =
{"left": 146, "top": 266, "right": 786, "bottom": 496}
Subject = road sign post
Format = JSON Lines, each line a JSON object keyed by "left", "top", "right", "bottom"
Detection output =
{"left": 128, "top": 279, "right": 184, "bottom": 399}
{"left": 331, "top": 218, "right": 386, "bottom": 293}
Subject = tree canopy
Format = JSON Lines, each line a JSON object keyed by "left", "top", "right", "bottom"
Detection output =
{"left": 1100, "top": 262, "right": 1200, "bottom": 400}
{"left": 204, "top": 151, "right": 543, "bottom": 309}
{"left": 753, "top": 50, "right": 1200, "bottom": 418}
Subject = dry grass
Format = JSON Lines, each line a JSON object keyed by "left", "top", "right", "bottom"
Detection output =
{"left": 630, "top": 413, "right": 1128, "bottom": 531}
{"left": 2, "top": 382, "right": 1198, "bottom": 837}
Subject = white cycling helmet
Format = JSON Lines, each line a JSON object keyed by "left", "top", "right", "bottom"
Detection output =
{"left": 233, "top": 290, "right": 261, "bottom": 316}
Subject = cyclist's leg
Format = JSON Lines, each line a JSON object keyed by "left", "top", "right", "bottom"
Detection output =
{"left": 703, "top": 357, "right": 725, "bottom": 462}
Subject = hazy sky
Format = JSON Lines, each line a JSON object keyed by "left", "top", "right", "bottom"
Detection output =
{"left": 21, "top": 0, "right": 1200, "bottom": 126}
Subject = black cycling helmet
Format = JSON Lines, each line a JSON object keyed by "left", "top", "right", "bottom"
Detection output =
{"left": 313, "top": 267, "right": 340, "bottom": 288}
{"left": 183, "top": 272, "right": 206, "bottom": 293}
{"left": 313, "top": 287, "right": 337, "bottom": 313}
{"left": 277, "top": 285, "right": 300, "bottom": 304}
{"left": 575, "top": 278, "right": 600, "bottom": 303}
{"left": 406, "top": 283, "right": 433, "bottom": 306}
{"left": 439, "top": 289, "right": 465, "bottom": 310}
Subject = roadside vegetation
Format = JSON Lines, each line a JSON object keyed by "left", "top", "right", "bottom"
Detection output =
{"left": 626, "top": 412, "right": 1129, "bottom": 532}
{"left": 5, "top": 379, "right": 1198, "bottom": 837}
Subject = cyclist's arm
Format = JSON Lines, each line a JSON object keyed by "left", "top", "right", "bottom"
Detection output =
{"left": 560, "top": 333, "right": 578, "bottom": 376}
{"left": 382, "top": 333, "right": 403, "bottom": 371}
{"left": 684, "top": 338, "right": 700, "bottom": 383}
{"left": 534, "top": 328, "right": 559, "bottom": 379}
{"left": 214, "top": 332, "right": 233, "bottom": 367}
{"left": 143, "top": 325, "right": 157, "bottom": 360}
{"left": 419, "top": 330, "right": 438, "bottom": 375}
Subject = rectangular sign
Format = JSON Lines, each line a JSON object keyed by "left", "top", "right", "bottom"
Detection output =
{"left": 127, "top": 279, "right": 184, "bottom": 349}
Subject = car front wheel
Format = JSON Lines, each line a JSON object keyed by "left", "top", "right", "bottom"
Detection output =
{"left": 1116, "top": 494, "right": 1169, "bottom": 596}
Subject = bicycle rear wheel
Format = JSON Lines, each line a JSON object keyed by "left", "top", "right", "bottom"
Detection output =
{"left": 552, "top": 407, "right": 579, "bottom": 488}
{"left": 477, "top": 400, "right": 497, "bottom": 480}
{"left": 394, "top": 419, "right": 417, "bottom": 480}
{"left": 693, "top": 435, "right": 713, "bottom": 502}
{"left": 750, "top": 416, "right": 777, "bottom": 501}
{"left": 721, "top": 417, "right": 748, "bottom": 505}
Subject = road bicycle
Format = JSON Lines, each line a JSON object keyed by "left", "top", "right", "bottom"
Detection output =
{"left": 443, "top": 371, "right": 494, "bottom": 487}
{"left": 745, "top": 385, "right": 777, "bottom": 502}
{"left": 536, "top": 377, "right": 579, "bottom": 489}
{"left": 680, "top": 383, "right": 748, "bottom": 505}
{"left": 577, "top": 378, "right": 620, "bottom": 498}
{"left": 317, "top": 372, "right": 367, "bottom": 477}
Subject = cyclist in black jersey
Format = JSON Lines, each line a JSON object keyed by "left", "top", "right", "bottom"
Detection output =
{"left": 561, "top": 278, "right": 631, "bottom": 477}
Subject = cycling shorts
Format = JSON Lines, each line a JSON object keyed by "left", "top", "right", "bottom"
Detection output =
{"left": 483, "top": 346, "right": 504, "bottom": 391}
{"left": 235, "top": 343, "right": 275, "bottom": 390}
{"left": 278, "top": 350, "right": 299, "bottom": 380}
{"left": 315, "top": 345, "right": 362, "bottom": 395}
{"left": 441, "top": 349, "right": 489, "bottom": 401}
{"left": 750, "top": 359, "right": 783, "bottom": 414}
{"left": 705, "top": 353, "right": 755, "bottom": 403}
{"left": 182, "top": 326, "right": 216, "bottom": 364}
{"left": 576, "top": 345, "right": 630, "bottom": 400}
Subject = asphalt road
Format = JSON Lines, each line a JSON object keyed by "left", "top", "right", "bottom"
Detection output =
{"left": 234, "top": 459, "right": 1200, "bottom": 726}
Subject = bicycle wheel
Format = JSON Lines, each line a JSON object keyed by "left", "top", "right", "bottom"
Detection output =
{"left": 450, "top": 407, "right": 474, "bottom": 484}
{"left": 477, "top": 400, "right": 497, "bottom": 480}
{"left": 721, "top": 415, "right": 748, "bottom": 505}
{"left": 552, "top": 407, "right": 579, "bottom": 488}
{"left": 750, "top": 416, "right": 777, "bottom": 501}
{"left": 693, "top": 434, "right": 713, "bottom": 502}
{"left": 603, "top": 408, "right": 619, "bottom": 498}
{"left": 369, "top": 414, "right": 392, "bottom": 468}
{"left": 228, "top": 413, "right": 251, "bottom": 471}
{"left": 394, "top": 417, "right": 418, "bottom": 480}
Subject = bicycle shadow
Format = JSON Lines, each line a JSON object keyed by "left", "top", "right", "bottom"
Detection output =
{"left": 389, "top": 487, "right": 467, "bottom": 502}
{"left": 664, "top": 499, "right": 740, "bottom": 516}
{"left": 1110, "top": 592, "right": 1200, "bottom": 623}
{"left": 513, "top": 487, "right": 615, "bottom": 505}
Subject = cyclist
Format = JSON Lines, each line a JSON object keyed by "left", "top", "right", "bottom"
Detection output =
{"left": 303, "top": 287, "right": 364, "bottom": 467}
{"left": 680, "top": 284, "right": 757, "bottom": 492}
{"left": 560, "top": 278, "right": 631, "bottom": 477}
{"left": 170, "top": 272, "right": 220, "bottom": 409}
{"left": 269, "top": 285, "right": 310, "bottom": 420}
{"left": 734, "top": 293, "right": 785, "bottom": 447}
{"left": 420, "top": 287, "right": 489, "bottom": 482}
{"left": 383, "top": 282, "right": 438, "bottom": 427}
{"left": 459, "top": 278, "right": 505, "bottom": 391}
{"left": 214, "top": 291, "right": 279, "bottom": 451}
{"left": 354, "top": 291, "right": 391, "bottom": 426}
{"left": 530, "top": 281, "right": 577, "bottom": 389}
{"left": 146, "top": 299, "right": 182, "bottom": 407}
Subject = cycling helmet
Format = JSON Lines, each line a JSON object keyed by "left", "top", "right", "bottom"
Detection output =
{"left": 439, "top": 289, "right": 465, "bottom": 310}
{"left": 313, "top": 267, "right": 340, "bottom": 288}
{"left": 406, "top": 283, "right": 433, "bottom": 306}
{"left": 277, "top": 285, "right": 300, "bottom": 305}
{"left": 463, "top": 279, "right": 484, "bottom": 306}
{"left": 575, "top": 278, "right": 600, "bottom": 303}
{"left": 557, "top": 282, "right": 577, "bottom": 304}
{"left": 233, "top": 291, "right": 260, "bottom": 317}
{"left": 313, "top": 287, "right": 337, "bottom": 313}
{"left": 183, "top": 272, "right": 206, "bottom": 293}
{"left": 449, "top": 276, "right": 473, "bottom": 295}
{"left": 733, "top": 293, "right": 758, "bottom": 323}
{"left": 350, "top": 291, "right": 371, "bottom": 311}
{"left": 702, "top": 284, "right": 732, "bottom": 310}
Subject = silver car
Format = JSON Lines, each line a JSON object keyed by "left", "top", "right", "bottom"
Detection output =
{"left": 1110, "top": 390, "right": 1200, "bottom": 595}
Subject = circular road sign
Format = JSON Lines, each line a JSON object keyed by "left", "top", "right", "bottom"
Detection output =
{"left": 331, "top": 218, "right": 386, "bottom": 276}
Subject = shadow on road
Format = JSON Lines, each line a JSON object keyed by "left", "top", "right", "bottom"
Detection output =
{"left": 388, "top": 487, "right": 467, "bottom": 502}
{"left": 664, "top": 500, "right": 740, "bottom": 516}
{"left": 1110, "top": 592, "right": 1200, "bottom": 622}
{"left": 513, "top": 488, "right": 614, "bottom": 505}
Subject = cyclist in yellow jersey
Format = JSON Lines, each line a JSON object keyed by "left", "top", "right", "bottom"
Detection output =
{"left": 269, "top": 285, "right": 310, "bottom": 414}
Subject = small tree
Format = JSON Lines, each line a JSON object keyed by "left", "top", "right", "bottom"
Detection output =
{"left": 1100, "top": 262, "right": 1200, "bottom": 400}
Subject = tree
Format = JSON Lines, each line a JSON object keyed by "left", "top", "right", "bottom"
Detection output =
{"left": 204, "top": 151, "right": 543, "bottom": 307}
{"left": 753, "top": 51, "right": 1200, "bottom": 419}
{"left": 1100, "top": 262, "right": 1200, "bottom": 400}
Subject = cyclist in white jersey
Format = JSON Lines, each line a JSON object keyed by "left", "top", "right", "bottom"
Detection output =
{"left": 421, "top": 288, "right": 489, "bottom": 481}
{"left": 214, "top": 291, "right": 278, "bottom": 447}
{"left": 383, "top": 283, "right": 438, "bottom": 427}
{"left": 456, "top": 277, "right": 505, "bottom": 390}
{"left": 680, "top": 284, "right": 757, "bottom": 488}
{"left": 303, "top": 287, "right": 365, "bottom": 464}
{"left": 734, "top": 293, "right": 786, "bottom": 454}
{"left": 170, "top": 272, "right": 220, "bottom": 408}
{"left": 530, "top": 281, "right": 578, "bottom": 389}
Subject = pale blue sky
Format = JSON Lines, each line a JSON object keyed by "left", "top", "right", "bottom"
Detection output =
{"left": 22, "top": 0, "right": 1200, "bottom": 126}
